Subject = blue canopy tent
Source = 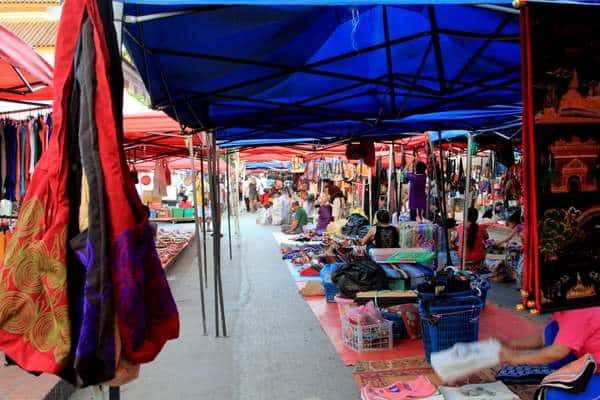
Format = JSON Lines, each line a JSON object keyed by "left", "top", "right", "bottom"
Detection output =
{"left": 119, "top": 1, "right": 523, "bottom": 143}
{"left": 245, "top": 161, "right": 291, "bottom": 170}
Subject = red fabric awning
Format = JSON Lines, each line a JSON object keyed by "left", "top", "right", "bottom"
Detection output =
{"left": 0, "top": 24, "right": 53, "bottom": 103}
{"left": 123, "top": 111, "right": 203, "bottom": 162}
{"left": 134, "top": 157, "right": 227, "bottom": 172}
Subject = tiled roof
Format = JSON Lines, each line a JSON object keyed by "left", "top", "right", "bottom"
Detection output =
{"left": 0, "top": 20, "right": 57, "bottom": 47}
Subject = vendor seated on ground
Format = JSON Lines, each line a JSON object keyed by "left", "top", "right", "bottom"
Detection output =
{"left": 360, "top": 209, "right": 399, "bottom": 248}
{"left": 457, "top": 208, "right": 489, "bottom": 272}
{"left": 500, "top": 307, "right": 600, "bottom": 399}
{"left": 496, "top": 211, "right": 523, "bottom": 247}
{"left": 282, "top": 201, "right": 308, "bottom": 234}
{"left": 178, "top": 195, "right": 192, "bottom": 209}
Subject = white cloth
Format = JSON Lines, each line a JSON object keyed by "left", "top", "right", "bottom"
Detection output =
{"left": 0, "top": 199, "right": 12, "bottom": 216}
{"left": 332, "top": 197, "right": 344, "bottom": 220}
{"left": 439, "top": 382, "right": 519, "bottom": 400}
{"left": 431, "top": 339, "right": 501, "bottom": 383}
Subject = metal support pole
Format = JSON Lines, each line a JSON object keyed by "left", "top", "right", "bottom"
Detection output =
{"left": 187, "top": 137, "right": 207, "bottom": 336}
{"left": 367, "top": 171, "right": 373, "bottom": 223}
{"left": 491, "top": 150, "right": 496, "bottom": 219}
{"left": 399, "top": 145, "right": 405, "bottom": 213}
{"left": 109, "top": 387, "right": 120, "bottom": 400}
{"left": 199, "top": 133, "right": 208, "bottom": 288}
{"left": 225, "top": 152, "right": 233, "bottom": 260}
{"left": 234, "top": 151, "right": 241, "bottom": 235}
{"left": 461, "top": 132, "right": 474, "bottom": 271}
{"left": 438, "top": 131, "right": 452, "bottom": 267}
{"left": 387, "top": 144, "right": 393, "bottom": 209}
{"left": 426, "top": 133, "right": 442, "bottom": 267}
{"left": 210, "top": 132, "right": 227, "bottom": 337}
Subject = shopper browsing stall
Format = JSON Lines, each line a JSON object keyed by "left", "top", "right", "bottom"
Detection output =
{"left": 361, "top": 209, "right": 399, "bottom": 249}
{"left": 282, "top": 201, "right": 308, "bottom": 234}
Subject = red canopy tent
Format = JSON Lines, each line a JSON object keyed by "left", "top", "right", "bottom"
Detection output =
{"left": 134, "top": 157, "right": 227, "bottom": 172}
{"left": 123, "top": 111, "right": 204, "bottom": 162}
{"left": 0, "top": 24, "right": 53, "bottom": 104}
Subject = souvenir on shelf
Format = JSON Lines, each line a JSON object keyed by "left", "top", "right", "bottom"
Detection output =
{"left": 523, "top": 3, "right": 600, "bottom": 312}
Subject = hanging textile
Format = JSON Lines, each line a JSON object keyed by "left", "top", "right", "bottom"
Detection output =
{"left": 0, "top": 123, "right": 5, "bottom": 193}
{"left": 2, "top": 121, "right": 17, "bottom": 201}
{"left": 0, "top": 0, "right": 179, "bottom": 385}
{"left": 153, "top": 159, "right": 169, "bottom": 198}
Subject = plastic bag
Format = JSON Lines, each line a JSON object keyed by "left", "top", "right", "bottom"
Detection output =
{"left": 431, "top": 339, "right": 501, "bottom": 383}
{"left": 332, "top": 260, "right": 387, "bottom": 298}
{"left": 320, "top": 263, "right": 343, "bottom": 284}
{"left": 346, "top": 300, "right": 384, "bottom": 326}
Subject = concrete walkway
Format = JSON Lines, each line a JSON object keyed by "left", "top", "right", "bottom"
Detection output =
{"left": 71, "top": 215, "right": 358, "bottom": 400}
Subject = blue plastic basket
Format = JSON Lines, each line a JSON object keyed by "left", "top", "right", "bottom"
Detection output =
{"left": 323, "top": 282, "right": 339, "bottom": 303}
{"left": 478, "top": 279, "right": 491, "bottom": 308}
{"left": 381, "top": 311, "right": 407, "bottom": 340}
{"left": 419, "top": 296, "right": 483, "bottom": 363}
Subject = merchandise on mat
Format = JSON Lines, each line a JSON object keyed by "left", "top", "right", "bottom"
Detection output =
{"left": 534, "top": 354, "right": 597, "bottom": 399}
{"left": 496, "top": 364, "right": 554, "bottom": 385}
{"left": 354, "top": 290, "right": 418, "bottom": 306}
{"left": 439, "top": 381, "right": 519, "bottom": 400}
{"left": 389, "top": 304, "right": 421, "bottom": 339}
{"left": 360, "top": 376, "right": 438, "bottom": 400}
{"left": 155, "top": 229, "right": 193, "bottom": 268}
{"left": 332, "top": 260, "right": 387, "bottom": 298}
{"left": 431, "top": 339, "right": 501, "bottom": 383}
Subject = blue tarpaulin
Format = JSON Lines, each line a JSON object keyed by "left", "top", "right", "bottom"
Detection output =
{"left": 119, "top": 1, "right": 526, "bottom": 142}
{"left": 245, "top": 161, "right": 291, "bottom": 170}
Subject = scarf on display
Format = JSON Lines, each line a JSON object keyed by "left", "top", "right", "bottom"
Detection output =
{"left": 0, "top": 0, "right": 179, "bottom": 386}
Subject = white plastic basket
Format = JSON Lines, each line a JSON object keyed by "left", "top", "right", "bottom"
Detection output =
{"left": 341, "top": 318, "right": 393, "bottom": 352}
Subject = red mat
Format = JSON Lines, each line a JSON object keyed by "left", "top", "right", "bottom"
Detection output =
{"left": 303, "top": 294, "right": 543, "bottom": 367}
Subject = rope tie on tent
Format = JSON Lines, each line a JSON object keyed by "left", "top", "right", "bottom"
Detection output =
{"left": 350, "top": 7, "right": 360, "bottom": 51}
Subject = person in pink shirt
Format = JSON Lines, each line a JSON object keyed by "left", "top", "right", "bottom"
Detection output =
{"left": 500, "top": 307, "right": 600, "bottom": 399}
{"left": 501, "top": 307, "right": 600, "bottom": 365}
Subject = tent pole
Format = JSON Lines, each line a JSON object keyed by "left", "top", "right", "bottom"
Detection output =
{"left": 213, "top": 132, "right": 227, "bottom": 337}
{"left": 368, "top": 170, "right": 373, "bottom": 223}
{"left": 199, "top": 133, "right": 208, "bottom": 288}
{"left": 399, "top": 145, "right": 405, "bottom": 214}
{"left": 225, "top": 152, "right": 233, "bottom": 260}
{"left": 426, "top": 133, "right": 443, "bottom": 268}
{"left": 387, "top": 144, "right": 393, "bottom": 209}
{"left": 207, "top": 131, "right": 219, "bottom": 337}
{"left": 491, "top": 150, "right": 496, "bottom": 219}
{"left": 234, "top": 151, "right": 241, "bottom": 236}
{"left": 438, "top": 131, "right": 452, "bottom": 267}
{"left": 187, "top": 137, "right": 207, "bottom": 336}
{"left": 461, "top": 132, "right": 474, "bottom": 271}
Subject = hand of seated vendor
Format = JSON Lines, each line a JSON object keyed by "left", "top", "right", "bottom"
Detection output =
{"left": 499, "top": 333, "right": 572, "bottom": 366}
{"left": 283, "top": 220, "right": 299, "bottom": 234}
